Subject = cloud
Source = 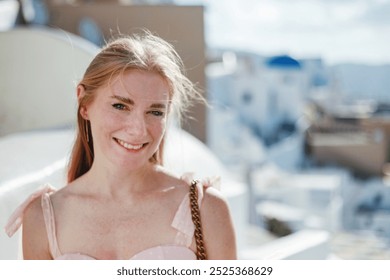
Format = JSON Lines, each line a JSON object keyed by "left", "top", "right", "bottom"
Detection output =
{"left": 177, "top": 0, "right": 390, "bottom": 64}
{"left": 359, "top": 2, "right": 390, "bottom": 24}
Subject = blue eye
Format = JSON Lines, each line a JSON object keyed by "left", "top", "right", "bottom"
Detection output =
{"left": 112, "top": 103, "right": 126, "bottom": 110}
{"left": 150, "top": 111, "right": 164, "bottom": 117}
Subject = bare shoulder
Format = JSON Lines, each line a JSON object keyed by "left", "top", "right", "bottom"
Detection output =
{"left": 201, "top": 186, "right": 237, "bottom": 259}
{"left": 201, "top": 187, "right": 231, "bottom": 218}
{"left": 49, "top": 179, "right": 88, "bottom": 208}
{"left": 49, "top": 182, "right": 76, "bottom": 203}
{"left": 154, "top": 167, "right": 189, "bottom": 194}
{"left": 22, "top": 194, "right": 51, "bottom": 259}
{"left": 23, "top": 195, "right": 43, "bottom": 228}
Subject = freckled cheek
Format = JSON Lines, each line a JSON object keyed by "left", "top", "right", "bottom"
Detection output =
{"left": 92, "top": 112, "right": 125, "bottom": 135}
{"left": 149, "top": 119, "right": 166, "bottom": 135}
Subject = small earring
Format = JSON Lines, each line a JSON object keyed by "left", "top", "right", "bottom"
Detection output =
{"left": 85, "top": 121, "right": 90, "bottom": 143}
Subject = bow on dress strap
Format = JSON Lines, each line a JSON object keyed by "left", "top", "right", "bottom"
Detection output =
{"left": 4, "top": 184, "right": 56, "bottom": 237}
{"left": 180, "top": 172, "right": 221, "bottom": 190}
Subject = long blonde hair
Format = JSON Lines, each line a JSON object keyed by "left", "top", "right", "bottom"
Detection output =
{"left": 67, "top": 32, "right": 202, "bottom": 182}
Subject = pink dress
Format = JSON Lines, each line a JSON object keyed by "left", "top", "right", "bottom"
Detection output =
{"left": 4, "top": 174, "right": 220, "bottom": 260}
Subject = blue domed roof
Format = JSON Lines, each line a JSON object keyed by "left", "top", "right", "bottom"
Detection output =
{"left": 267, "top": 55, "right": 301, "bottom": 69}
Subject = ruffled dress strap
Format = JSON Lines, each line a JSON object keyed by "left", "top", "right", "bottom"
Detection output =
{"left": 41, "top": 192, "right": 62, "bottom": 259}
{"left": 171, "top": 173, "right": 220, "bottom": 247}
{"left": 4, "top": 184, "right": 56, "bottom": 237}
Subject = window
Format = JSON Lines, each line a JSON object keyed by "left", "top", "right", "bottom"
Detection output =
{"left": 241, "top": 90, "right": 253, "bottom": 104}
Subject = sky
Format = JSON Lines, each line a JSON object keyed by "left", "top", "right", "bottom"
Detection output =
{"left": 175, "top": 0, "right": 390, "bottom": 65}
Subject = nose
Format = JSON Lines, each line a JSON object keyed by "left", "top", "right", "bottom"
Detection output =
{"left": 126, "top": 111, "right": 147, "bottom": 138}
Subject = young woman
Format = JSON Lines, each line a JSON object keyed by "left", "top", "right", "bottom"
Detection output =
{"left": 5, "top": 32, "right": 236, "bottom": 260}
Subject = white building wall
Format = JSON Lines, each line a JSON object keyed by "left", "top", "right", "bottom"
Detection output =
{"left": 206, "top": 63, "right": 235, "bottom": 107}
{"left": 264, "top": 69, "right": 307, "bottom": 122}
{"left": 232, "top": 73, "right": 268, "bottom": 129}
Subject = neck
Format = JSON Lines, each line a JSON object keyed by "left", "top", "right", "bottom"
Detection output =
{"left": 81, "top": 160, "right": 160, "bottom": 199}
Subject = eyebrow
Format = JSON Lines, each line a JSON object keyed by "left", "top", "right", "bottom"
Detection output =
{"left": 111, "top": 95, "right": 167, "bottom": 109}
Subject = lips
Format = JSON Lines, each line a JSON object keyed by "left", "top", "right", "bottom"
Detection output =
{"left": 114, "top": 138, "right": 146, "bottom": 151}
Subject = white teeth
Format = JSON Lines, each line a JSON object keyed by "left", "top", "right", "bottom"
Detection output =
{"left": 117, "top": 139, "right": 143, "bottom": 150}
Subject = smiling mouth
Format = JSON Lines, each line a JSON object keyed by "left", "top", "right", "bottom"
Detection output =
{"left": 114, "top": 138, "right": 146, "bottom": 151}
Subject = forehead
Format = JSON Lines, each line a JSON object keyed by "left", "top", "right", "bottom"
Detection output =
{"left": 109, "top": 69, "right": 170, "bottom": 102}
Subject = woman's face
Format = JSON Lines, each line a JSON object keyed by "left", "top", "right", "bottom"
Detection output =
{"left": 82, "top": 69, "right": 170, "bottom": 171}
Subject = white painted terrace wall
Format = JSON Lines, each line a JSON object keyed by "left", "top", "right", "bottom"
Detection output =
{"left": 240, "top": 230, "right": 330, "bottom": 260}
{"left": 0, "top": 27, "right": 99, "bottom": 136}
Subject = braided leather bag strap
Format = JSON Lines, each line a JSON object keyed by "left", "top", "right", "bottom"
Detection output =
{"left": 189, "top": 180, "right": 207, "bottom": 260}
